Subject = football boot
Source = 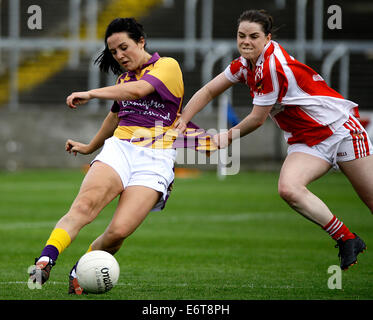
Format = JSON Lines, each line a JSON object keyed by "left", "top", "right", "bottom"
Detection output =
{"left": 68, "top": 263, "right": 86, "bottom": 295}
{"left": 29, "top": 257, "right": 55, "bottom": 285}
{"left": 335, "top": 233, "right": 366, "bottom": 270}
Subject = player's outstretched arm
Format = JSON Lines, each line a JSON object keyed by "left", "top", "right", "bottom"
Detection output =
{"left": 66, "top": 80, "right": 155, "bottom": 109}
{"left": 174, "top": 72, "right": 233, "bottom": 133}
{"left": 213, "top": 105, "right": 273, "bottom": 149}
{"left": 65, "top": 111, "right": 119, "bottom": 156}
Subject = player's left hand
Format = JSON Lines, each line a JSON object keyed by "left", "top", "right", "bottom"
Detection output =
{"left": 66, "top": 91, "right": 91, "bottom": 109}
{"left": 213, "top": 132, "right": 232, "bottom": 149}
{"left": 173, "top": 113, "right": 188, "bottom": 134}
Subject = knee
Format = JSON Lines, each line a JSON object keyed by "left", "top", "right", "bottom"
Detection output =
{"left": 278, "top": 182, "right": 306, "bottom": 206}
{"left": 69, "top": 196, "right": 97, "bottom": 224}
{"left": 108, "top": 224, "right": 132, "bottom": 241}
{"left": 103, "top": 227, "right": 129, "bottom": 248}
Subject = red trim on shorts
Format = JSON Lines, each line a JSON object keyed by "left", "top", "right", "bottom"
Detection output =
{"left": 350, "top": 116, "right": 370, "bottom": 157}
{"left": 344, "top": 120, "right": 360, "bottom": 158}
{"left": 343, "top": 116, "right": 370, "bottom": 159}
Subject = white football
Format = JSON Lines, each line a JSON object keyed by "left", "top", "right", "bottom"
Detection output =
{"left": 76, "top": 250, "right": 120, "bottom": 294}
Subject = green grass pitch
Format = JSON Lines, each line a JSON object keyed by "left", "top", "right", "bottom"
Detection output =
{"left": 0, "top": 169, "right": 372, "bottom": 300}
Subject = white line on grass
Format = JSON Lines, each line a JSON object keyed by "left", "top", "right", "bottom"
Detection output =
{"left": 0, "top": 221, "right": 56, "bottom": 230}
{"left": 0, "top": 281, "right": 311, "bottom": 289}
{"left": 165, "top": 212, "right": 293, "bottom": 223}
{"left": 0, "top": 212, "right": 294, "bottom": 230}
{"left": 0, "top": 182, "right": 77, "bottom": 191}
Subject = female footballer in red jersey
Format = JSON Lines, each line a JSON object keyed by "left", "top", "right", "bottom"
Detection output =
{"left": 28, "top": 17, "right": 214, "bottom": 294}
{"left": 175, "top": 9, "right": 372, "bottom": 270}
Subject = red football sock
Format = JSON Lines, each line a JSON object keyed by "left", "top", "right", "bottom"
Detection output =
{"left": 322, "top": 215, "right": 356, "bottom": 242}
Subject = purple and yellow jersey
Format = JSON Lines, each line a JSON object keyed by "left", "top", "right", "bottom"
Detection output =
{"left": 111, "top": 52, "right": 217, "bottom": 152}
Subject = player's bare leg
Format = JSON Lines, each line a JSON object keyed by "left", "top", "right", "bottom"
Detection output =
{"left": 90, "top": 185, "right": 160, "bottom": 253}
{"left": 338, "top": 155, "right": 373, "bottom": 214}
{"left": 278, "top": 152, "right": 333, "bottom": 226}
{"left": 68, "top": 185, "right": 160, "bottom": 294}
{"left": 278, "top": 152, "right": 367, "bottom": 269}
{"left": 56, "top": 161, "right": 124, "bottom": 240}
{"left": 30, "top": 161, "right": 123, "bottom": 286}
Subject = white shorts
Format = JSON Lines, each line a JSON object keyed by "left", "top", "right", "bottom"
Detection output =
{"left": 287, "top": 116, "right": 372, "bottom": 170}
{"left": 92, "top": 136, "right": 177, "bottom": 211}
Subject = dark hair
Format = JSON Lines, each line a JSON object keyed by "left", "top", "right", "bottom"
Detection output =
{"left": 94, "top": 17, "right": 147, "bottom": 75}
{"left": 237, "top": 9, "right": 274, "bottom": 36}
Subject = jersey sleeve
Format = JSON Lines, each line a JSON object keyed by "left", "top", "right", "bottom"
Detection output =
{"left": 140, "top": 57, "right": 184, "bottom": 101}
{"left": 224, "top": 58, "right": 246, "bottom": 83}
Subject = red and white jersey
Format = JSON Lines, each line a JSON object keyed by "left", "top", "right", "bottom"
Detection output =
{"left": 224, "top": 40, "right": 359, "bottom": 146}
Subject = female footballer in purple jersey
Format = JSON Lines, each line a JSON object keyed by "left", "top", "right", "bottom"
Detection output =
{"left": 175, "top": 9, "right": 373, "bottom": 271}
{"left": 29, "top": 17, "right": 197, "bottom": 294}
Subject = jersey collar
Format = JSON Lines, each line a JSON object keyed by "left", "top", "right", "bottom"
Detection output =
{"left": 127, "top": 52, "right": 161, "bottom": 77}
{"left": 256, "top": 40, "right": 274, "bottom": 66}
{"left": 141, "top": 52, "right": 160, "bottom": 69}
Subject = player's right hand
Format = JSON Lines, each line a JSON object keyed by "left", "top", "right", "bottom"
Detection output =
{"left": 66, "top": 91, "right": 91, "bottom": 109}
{"left": 65, "top": 139, "right": 91, "bottom": 156}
